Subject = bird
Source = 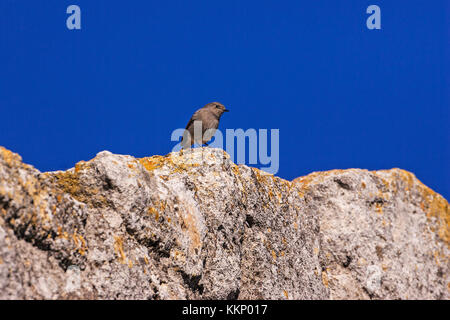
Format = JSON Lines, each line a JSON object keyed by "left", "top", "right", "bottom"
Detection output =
{"left": 181, "top": 102, "right": 229, "bottom": 148}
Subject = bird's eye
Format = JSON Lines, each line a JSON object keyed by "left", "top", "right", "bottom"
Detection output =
{"left": 216, "top": 105, "right": 220, "bottom": 108}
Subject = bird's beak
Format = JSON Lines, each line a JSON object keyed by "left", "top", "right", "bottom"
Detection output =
{"left": 224, "top": 109, "right": 230, "bottom": 112}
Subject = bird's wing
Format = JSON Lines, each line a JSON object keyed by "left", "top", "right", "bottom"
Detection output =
{"left": 185, "top": 108, "right": 203, "bottom": 130}
{"left": 181, "top": 108, "right": 204, "bottom": 146}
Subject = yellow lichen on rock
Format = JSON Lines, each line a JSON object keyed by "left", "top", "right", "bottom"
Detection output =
{"left": 53, "top": 170, "right": 82, "bottom": 200}
{"left": 74, "top": 161, "right": 88, "bottom": 173}
{"left": 72, "top": 230, "right": 88, "bottom": 255}
{"left": 321, "top": 270, "right": 329, "bottom": 288}
{"left": 148, "top": 207, "right": 159, "bottom": 221}
{"left": 139, "top": 153, "right": 201, "bottom": 176}
{"left": 421, "top": 189, "right": 449, "bottom": 246}
{"left": 177, "top": 203, "right": 202, "bottom": 255}
{"left": 377, "top": 169, "right": 449, "bottom": 246}
{"left": 0, "top": 146, "right": 22, "bottom": 167}
{"left": 271, "top": 250, "right": 277, "bottom": 261}
{"left": 114, "top": 236, "right": 127, "bottom": 264}
{"left": 138, "top": 156, "right": 165, "bottom": 171}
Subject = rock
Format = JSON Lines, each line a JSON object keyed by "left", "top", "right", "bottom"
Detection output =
{"left": 0, "top": 146, "right": 448, "bottom": 299}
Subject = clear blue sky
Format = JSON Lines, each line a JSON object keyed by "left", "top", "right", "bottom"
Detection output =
{"left": 0, "top": 1, "right": 448, "bottom": 199}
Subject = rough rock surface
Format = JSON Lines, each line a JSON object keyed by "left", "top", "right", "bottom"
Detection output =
{"left": 0, "top": 146, "right": 448, "bottom": 300}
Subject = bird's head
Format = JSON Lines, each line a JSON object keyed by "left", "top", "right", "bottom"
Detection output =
{"left": 204, "top": 102, "right": 229, "bottom": 118}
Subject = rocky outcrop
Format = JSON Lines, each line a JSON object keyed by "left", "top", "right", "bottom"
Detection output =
{"left": 0, "top": 146, "right": 448, "bottom": 299}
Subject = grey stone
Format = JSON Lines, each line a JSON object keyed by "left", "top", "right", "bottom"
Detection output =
{"left": 0, "top": 146, "right": 448, "bottom": 299}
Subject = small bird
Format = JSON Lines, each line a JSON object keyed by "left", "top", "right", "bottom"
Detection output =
{"left": 181, "top": 102, "right": 229, "bottom": 148}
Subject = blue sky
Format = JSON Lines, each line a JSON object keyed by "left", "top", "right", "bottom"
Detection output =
{"left": 0, "top": 1, "right": 448, "bottom": 199}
